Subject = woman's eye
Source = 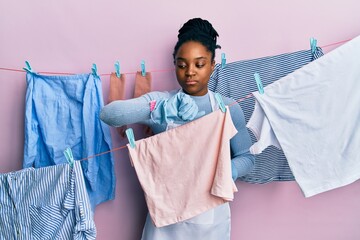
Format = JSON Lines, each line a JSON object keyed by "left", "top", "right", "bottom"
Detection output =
{"left": 177, "top": 64, "right": 186, "bottom": 69}
{"left": 196, "top": 64, "right": 205, "bottom": 68}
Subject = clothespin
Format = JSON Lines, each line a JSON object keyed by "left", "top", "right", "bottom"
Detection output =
{"left": 254, "top": 73, "right": 264, "bottom": 94}
{"left": 23, "top": 61, "right": 35, "bottom": 73}
{"left": 125, "top": 128, "right": 136, "bottom": 148}
{"left": 114, "top": 61, "right": 120, "bottom": 78}
{"left": 63, "top": 147, "right": 74, "bottom": 168}
{"left": 310, "top": 37, "right": 317, "bottom": 54}
{"left": 91, "top": 63, "right": 99, "bottom": 78}
{"left": 214, "top": 93, "right": 226, "bottom": 112}
{"left": 221, "top": 53, "right": 226, "bottom": 68}
{"left": 141, "top": 60, "right": 146, "bottom": 77}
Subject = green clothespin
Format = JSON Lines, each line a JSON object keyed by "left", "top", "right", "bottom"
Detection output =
{"left": 254, "top": 72, "right": 264, "bottom": 94}
{"left": 23, "top": 61, "right": 35, "bottom": 73}
{"left": 141, "top": 60, "right": 146, "bottom": 77}
{"left": 63, "top": 147, "right": 74, "bottom": 168}
{"left": 215, "top": 93, "right": 226, "bottom": 112}
{"left": 114, "top": 61, "right": 120, "bottom": 78}
{"left": 92, "top": 63, "right": 99, "bottom": 78}
{"left": 221, "top": 53, "right": 226, "bottom": 68}
{"left": 310, "top": 37, "right": 317, "bottom": 54}
{"left": 125, "top": 128, "right": 136, "bottom": 148}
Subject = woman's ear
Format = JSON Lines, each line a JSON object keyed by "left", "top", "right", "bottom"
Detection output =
{"left": 211, "top": 60, "right": 215, "bottom": 71}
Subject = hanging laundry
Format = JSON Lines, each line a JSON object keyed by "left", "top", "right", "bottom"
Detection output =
{"left": 23, "top": 72, "right": 115, "bottom": 209}
{"left": 208, "top": 47, "right": 324, "bottom": 183}
{"left": 133, "top": 71, "right": 152, "bottom": 98}
{"left": 108, "top": 72, "right": 126, "bottom": 102}
{"left": 0, "top": 161, "right": 96, "bottom": 239}
{"left": 247, "top": 35, "right": 360, "bottom": 197}
{"left": 127, "top": 106, "right": 238, "bottom": 227}
{"left": 108, "top": 72, "right": 128, "bottom": 137}
{"left": 133, "top": 71, "right": 154, "bottom": 137}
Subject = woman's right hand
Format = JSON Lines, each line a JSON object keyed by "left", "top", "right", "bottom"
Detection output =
{"left": 150, "top": 92, "right": 205, "bottom": 125}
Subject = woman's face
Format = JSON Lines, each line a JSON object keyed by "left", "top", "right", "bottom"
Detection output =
{"left": 174, "top": 41, "right": 215, "bottom": 96}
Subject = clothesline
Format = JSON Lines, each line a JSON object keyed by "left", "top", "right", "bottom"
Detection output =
{"left": 3, "top": 37, "right": 352, "bottom": 163}
{"left": 0, "top": 38, "right": 352, "bottom": 76}
{"left": 76, "top": 93, "right": 254, "bottom": 162}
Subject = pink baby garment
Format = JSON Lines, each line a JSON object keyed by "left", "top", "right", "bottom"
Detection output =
{"left": 127, "top": 106, "right": 238, "bottom": 227}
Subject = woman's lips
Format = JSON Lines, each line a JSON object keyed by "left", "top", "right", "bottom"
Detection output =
{"left": 185, "top": 80, "right": 197, "bottom": 85}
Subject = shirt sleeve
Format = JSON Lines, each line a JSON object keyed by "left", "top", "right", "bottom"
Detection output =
{"left": 99, "top": 91, "right": 169, "bottom": 127}
{"left": 224, "top": 97, "right": 255, "bottom": 179}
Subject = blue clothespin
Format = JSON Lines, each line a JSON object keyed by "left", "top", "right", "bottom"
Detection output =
{"left": 221, "top": 53, "right": 226, "bottom": 68}
{"left": 214, "top": 93, "right": 226, "bottom": 112}
{"left": 254, "top": 73, "right": 264, "bottom": 94}
{"left": 310, "top": 37, "right": 317, "bottom": 54}
{"left": 141, "top": 60, "right": 146, "bottom": 77}
{"left": 23, "top": 61, "right": 35, "bottom": 73}
{"left": 92, "top": 63, "right": 99, "bottom": 78}
{"left": 63, "top": 147, "right": 74, "bottom": 168}
{"left": 125, "top": 128, "right": 136, "bottom": 148}
{"left": 114, "top": 61, "right": 120, "bottom": 78}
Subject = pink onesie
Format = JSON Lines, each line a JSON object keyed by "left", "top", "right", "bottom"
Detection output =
{"left": 127, "top": 106, "right": 238, "bottom": 227}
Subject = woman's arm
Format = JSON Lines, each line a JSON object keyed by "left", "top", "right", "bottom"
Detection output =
{"left": 225, "top": 98, "right": 255, "bottom": 180}
{"left": 100, "top": 91, "right": 168, "bottom": 127}
{"left": 100, "top": 90, "right": 203, "bottom": 128}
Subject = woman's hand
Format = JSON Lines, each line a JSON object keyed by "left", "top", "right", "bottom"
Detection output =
{"left": 151, "top": 92, "right": 205, "bottom": 125}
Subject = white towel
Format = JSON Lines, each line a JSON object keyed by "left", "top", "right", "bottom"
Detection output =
{"left": 247, "top": 35, "right": 360, "bottom": 197}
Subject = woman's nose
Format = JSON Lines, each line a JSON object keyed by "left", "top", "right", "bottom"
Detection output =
{"left": 185, "top": 65, "right": 196, "bottom": 76}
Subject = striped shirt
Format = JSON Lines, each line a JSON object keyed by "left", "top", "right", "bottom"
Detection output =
{"left": 0, "top": 161, "right": 96, "bottom": 240}
{"left": 208, "top": 47, "right": 324, "bottom": 183}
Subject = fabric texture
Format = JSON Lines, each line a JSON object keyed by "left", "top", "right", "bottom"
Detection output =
{"left": 108, "top": 72, "right": 128, "bottom": 137}
{"left": 208, "top": 47, "right": 324, "bottom": 183}
{"left": 0, "top": 161, "right": 96, "bottom": 240}
{"left": 247, "top": 35, "right": 360, "bottom": 197}
{"left": 133, "top": 71, "right": 152, "bottom": 98}
{"left": 100, "top": 89, "right": 254, "bottom": 239}
{"left": 23, "top": 72, "right": 115, "bottom": 209}
{"left": 247, "top": 100, "right": 282, "bottom": 153}
{"left": 108, "top": 72, "right": 126, "bottom": 102}
{"left": 127, "top": 106, "right": 238, "bottom": 227}
{"left": 134, "top": 71, "right": 154, "bottom": 137}
{"left": 141, "top": 203, "right": 231, "bottom": 240}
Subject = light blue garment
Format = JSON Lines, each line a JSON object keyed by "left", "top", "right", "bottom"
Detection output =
{"left": 0, "top": 161, "right": 96, "bottom": 240}
{"left": 141, "top": 203, "right": 230, "bottom": 240}
{"left": 23, "top": 72, "right": 115, "bottom": 209}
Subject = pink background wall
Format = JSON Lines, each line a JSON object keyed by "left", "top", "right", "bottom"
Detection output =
{"left": 1, "top": 1, "right": 360, "bottom": 239}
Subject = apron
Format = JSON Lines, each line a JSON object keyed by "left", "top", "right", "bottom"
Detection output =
{"left": 141, "top": 90, "right": 231, "bottom": 240}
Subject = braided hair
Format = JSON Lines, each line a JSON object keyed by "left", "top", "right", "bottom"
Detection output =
{"left": 173, "top": 18, "right": 221, "bottom": 61}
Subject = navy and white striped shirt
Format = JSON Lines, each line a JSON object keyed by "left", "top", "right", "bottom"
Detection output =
{"left": 0, "top": 161, "right": 96, "bottom": 240}
{"left": 208, "top": 47, "right": 324, "bottom": 183}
